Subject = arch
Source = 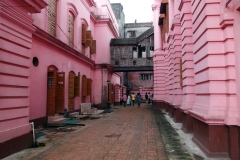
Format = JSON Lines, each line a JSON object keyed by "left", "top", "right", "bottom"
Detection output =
{"left": 69, "top": 70, "right": 76, "bottom": 75}
{"left": 47, "top": 65, "right": 58, "bottom": 71}
{"left": 81, "top": 18, "right": 89, "bottom": 28}
{"left": 67, "top": 2, "right": 78, "bottom": 18}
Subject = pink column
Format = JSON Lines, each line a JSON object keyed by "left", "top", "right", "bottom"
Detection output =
{"left": 233, "top": 1, "right": 240, "bottom": 126}
{"left": 190, "top": 0, "right": 235, "bottom": 122}
{"left": 189, "top": 0, "right": 238, "bottom": 156}
{"left": 219, "top": 0, "right": 238, "bottom": 125}
{"left": 179, "top": 0, "right": 195, "bottom": 111}
{"left": 152, "top": 0, "right": 167, "bottom": 108}
{"left": 170, "top": 1, "right": 183, "bottom": 107}
{"left": 166, "top": 32, "right": 175, "bottom": 104}
{"left": 171, "top": 19, "right": 183, "bottom": 107}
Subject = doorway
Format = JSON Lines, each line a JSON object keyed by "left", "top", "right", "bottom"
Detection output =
{"left": 47, "top": 68, "right": 65, "bottom": 116}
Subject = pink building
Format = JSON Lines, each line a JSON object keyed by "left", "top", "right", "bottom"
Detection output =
{"left": 153, "top": 0, "right": 240, "bottom": 159}
{"left": 0, "top": 0, "right": 125, "bottom": 158}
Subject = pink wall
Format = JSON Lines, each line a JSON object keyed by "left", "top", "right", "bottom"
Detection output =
{"left": 153, "top": 0, "right": 240, "bottom": 125}
{"left": 152, "top": 0, "right": 166, "bottom": 102}
{"left": 0, "top": 0, "right": 46, "bottom": 144}
{"left": 233, "top": 1, "right": 240, "bottom": 125}
{"left": 30, "top": 36, "right": 95, "bottom": 120}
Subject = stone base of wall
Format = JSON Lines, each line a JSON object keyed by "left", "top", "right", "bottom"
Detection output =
{"left": 152, "top": 100, "right": 166, "bottom": 109}
{"left": 165, "top": 102, "right": 170, "bottom": 113}
{"left": 169, "top": 104, "right": 175, "bottom": 118}
{"left": 0, "top": 132, "right": 33, "bottom": 159}
{"left": 163, "top": 101, "right": 240, "bottom": 158}
{"left": 30, "top": 116, "right": 48, "bottom": 127}
{"left": 181, "top": 112, "right": 193, "bottom": 133}
{"left": 226, "top": 126, "right": 240, "bottom": 159}
{"left": 173, "top": 106, "right": 182, "bottom": 123}
{"left": 192, "top": 118, "right": 228, "bottom": 158}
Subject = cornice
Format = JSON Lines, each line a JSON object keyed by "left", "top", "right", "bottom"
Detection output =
{"left": 24, "top": 0, "right": 47, "bottom": 13}
{"left": 94, "top": 64, "right": 114, "bottom": 74}
{"left": 33, "top": 27, "right": 95, "bottom": 67}
{"left": 178, "top": 0, "right": 191, "bottom": 11}
{"left": 86, "top": 0, "right": 96, "bottom": 7}
{"left": 0, "top": 0, "right": 36, "bottom": 33}
{"left": 81, "top": 0, "right": 92, "bottom": 12}
{"left": 91, "top": 15, "right": 118, "bottom": 38}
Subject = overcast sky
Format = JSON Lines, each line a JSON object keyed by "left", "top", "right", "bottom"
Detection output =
{"left": 110, "top": 0, "right": 153, "bottom": 23}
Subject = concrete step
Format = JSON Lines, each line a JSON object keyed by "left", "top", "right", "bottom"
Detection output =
{"left": 48, "top": 115, "right": 68, "bottom": 124}
{"left": 82, "top": 109, "right": 104, "bottom": 115}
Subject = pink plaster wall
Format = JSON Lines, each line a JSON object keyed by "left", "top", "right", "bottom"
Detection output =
{"left": 0, "top": 0, "right": 45, "bottom": 143}
{"left": 153, "top": 0, "right": 239, "bottom": 125}
{"left": 30, "top": 37, "right": 95, "bottom": 120}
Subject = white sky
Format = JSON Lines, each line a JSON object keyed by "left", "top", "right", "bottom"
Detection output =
{"left": 110, "top": 0, "right": 154, "bottom": 23}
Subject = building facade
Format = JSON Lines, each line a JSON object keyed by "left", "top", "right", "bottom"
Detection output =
{"left": 111, "top": 3, "right": 125, "bottom": 38}
{"left": 110, "top": 27, "right": 154, "bottom": 95}
{"left": 0, "top": 0, "right": 123, "bottom": 158}
{"left": 152, "top": 0, "right": 240, "bottom": 159}
{"left": 124, "top": 22, "right": 152, "bottom": 38}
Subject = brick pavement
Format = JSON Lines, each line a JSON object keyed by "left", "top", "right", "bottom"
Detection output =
{"left": 24, "top": 104, "right": 168, "bottom": 160}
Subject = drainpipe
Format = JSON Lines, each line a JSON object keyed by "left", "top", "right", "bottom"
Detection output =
{"left": 226, "top": 0, "right": 232, "bottom": 7}
{"left": 30, "top": 122, "right": 36, "bottom": 145}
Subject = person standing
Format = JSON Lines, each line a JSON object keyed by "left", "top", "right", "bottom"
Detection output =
{"left": 131, "top": 93, "right": 136, "bottom": 107}
{"left": 122, "top": 94, "right": 127, "bottom": 107}
{"left": 148, "top": 92, "right": 151, "bottom": 104}
{"left": 127, "top": 94, "right": 131, "bottom": 107}
{"left": 136, "top": 92, "right": 142, "bottom": 107}
{"left": 145, "top": 93, "right": 148, "bottom": 103}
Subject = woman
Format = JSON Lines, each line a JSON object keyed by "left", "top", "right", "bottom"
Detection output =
{"left": 127, "top": 94, "right": 131, "bottom": 107}
{"left": 136, "top": 92, "right": 142, "bottom": 107}
{"left": 122, "top": 94, "right": 127, "bottom": 107}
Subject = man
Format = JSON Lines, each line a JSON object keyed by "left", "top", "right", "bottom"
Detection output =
{"left": 131, "top": 93, "right": 136, "bottom": 107}
{"left": 145, "top": 93, "right": 148, "bottom": 103}
{"left": 148, "top": 92, "right": 151, "bottom": 104}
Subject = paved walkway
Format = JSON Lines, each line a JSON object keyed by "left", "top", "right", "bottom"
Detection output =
{"left": 22, "top": 104, "right": 168, "bottom": 160}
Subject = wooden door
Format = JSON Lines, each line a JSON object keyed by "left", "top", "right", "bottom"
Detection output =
{"left": 47, "top": 70, "right": 56, "bottom": 116}
{"left": 55, "top": 72, "right": 65, "bottom": 113}
{"left": 68, "top": 74, "right": 74, "bottom": 111}
{"left": 74, "top": 76, "right": 80, "bottom": 96}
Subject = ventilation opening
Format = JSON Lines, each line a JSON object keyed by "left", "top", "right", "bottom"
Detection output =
{"left": 33, "top": 57, "right": 39, "bottom": 67}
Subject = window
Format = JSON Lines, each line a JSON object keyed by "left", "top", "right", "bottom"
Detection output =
{"left": 149, "top": 46, "right": 154, "bottom": 58}
{"left": 68, "top": 13, "right": 74, "bottom": 47}
{"left": 139, "top": 74, "right": 153, "bottom": 80}
{"left": 138, "top": 45, "right": 142, "bottom": 58}
{"left": 132, "top": 47, "right": 137, "bottom": 58}
{"left": 142, "top": 46, "right": 146, "bottom": 58}
{"left": 128, "top": 31, "right": 136, "bottom": 38}
{"left": 47, "top": 0, "right": 57, "bottom": 37}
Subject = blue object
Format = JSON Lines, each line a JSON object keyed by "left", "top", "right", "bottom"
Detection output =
{"left": 63, "top": 109, "right": 67, "bottom": 118}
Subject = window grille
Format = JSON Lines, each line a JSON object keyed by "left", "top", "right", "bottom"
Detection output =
{"left": 47, "top": 0, "right": 56, "bottom": 37}
{"left": 139, "top": 74, "right": 153, "bottom": 80}
{"left": 68, "top": 13, "right": 74, "bottom": 47}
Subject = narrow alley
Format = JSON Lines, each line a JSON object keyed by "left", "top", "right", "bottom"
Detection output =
{"left": 8, "top": 104, "right": 169, "bottom": 160}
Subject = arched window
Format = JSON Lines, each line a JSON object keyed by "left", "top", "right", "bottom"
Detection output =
{"left": 68, "top": 12, "right": 74, "bottom": 47}
{"left": 47, "top": 0, "right": 57, "bottom": 37}
{"left": 67, "top": 3, "right": 78, "bottom": 48}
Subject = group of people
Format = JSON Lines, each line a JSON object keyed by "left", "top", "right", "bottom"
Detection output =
{"left": 122, "top": 92, "right": 142, "bottom": 107}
